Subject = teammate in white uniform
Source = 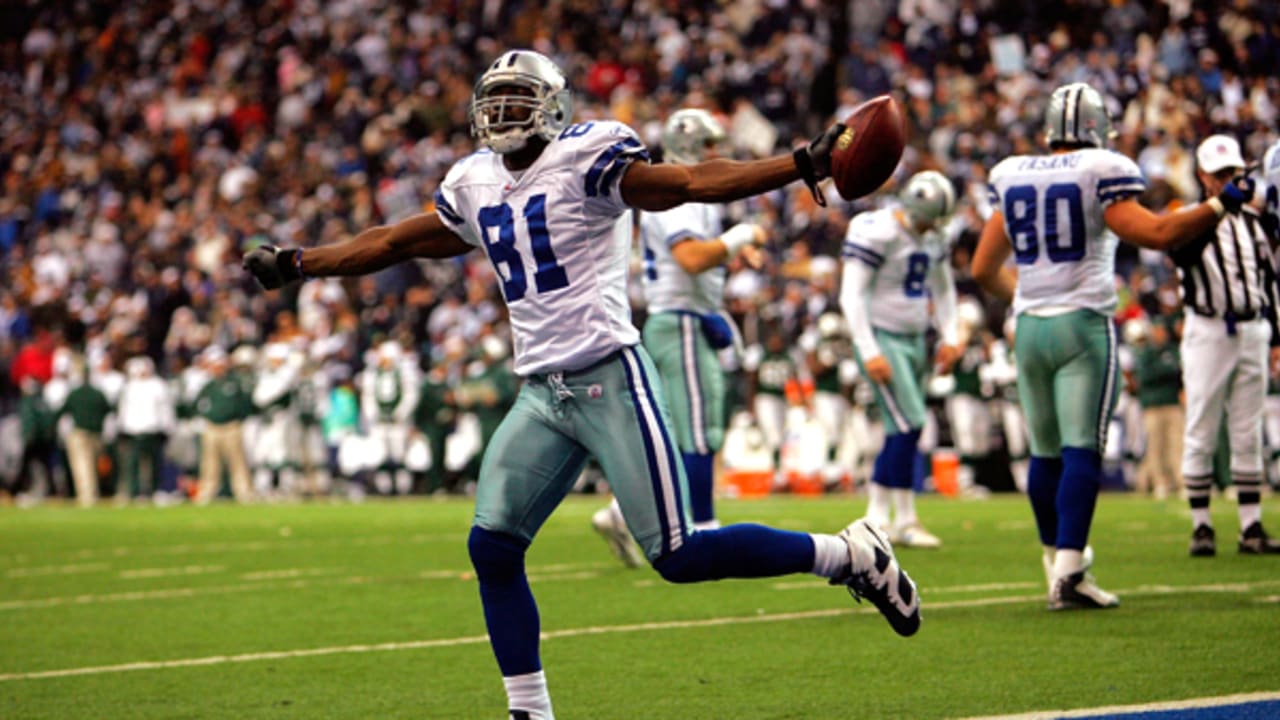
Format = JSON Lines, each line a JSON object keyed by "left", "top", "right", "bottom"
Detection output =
{"left": 972, "top": 82, "right": 1254, "bottom": 609}
{"left": 592, "top": 109, "right": 765, "bottom": 563}
{"left": 840, "top": 170, "right": 961, "bottom": 548}
{"left": 244, "top": 50, "right": 920, "bottom": 720}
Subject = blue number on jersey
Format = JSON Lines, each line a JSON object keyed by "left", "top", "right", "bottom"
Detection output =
{"left": 558, "top": 122, "right": 594, "bottom": 140}
{"left": 478, "top": 193, "right": 569, "bottom": 302}
{"left": 642, "top": 242, "right": 658, "bottom": 281}
{"left": 1004, "top": 182, "right": 1085, "bottom": 264}
{"left": 903, "top": 252, "right": 930, "bottom": 297}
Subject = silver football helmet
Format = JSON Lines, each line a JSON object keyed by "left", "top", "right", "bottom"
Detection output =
{"left": 469, "top": 50, "right": 574, "bottom": 154}
{"left": 661, "top": 108, "right": 726, "bottom": 165}
{"left": 899, "top": 170, "right": 956, "bottom": 230}
{"left": 1043, "top": 82, "right": 1114, "bottom": 149}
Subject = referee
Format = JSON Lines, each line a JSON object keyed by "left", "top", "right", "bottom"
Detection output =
{"left": 1173, "top": 134, "right": 1280, "bottom": 556}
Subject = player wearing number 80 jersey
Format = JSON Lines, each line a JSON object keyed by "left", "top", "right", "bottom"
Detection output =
{"left": 973, "top": 82, "right": 1251, "bottom": 611}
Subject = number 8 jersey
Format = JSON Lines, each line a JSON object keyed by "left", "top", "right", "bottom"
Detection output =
{"left": 986, "top": 149, "right": 1145, "bottom": 316}
{"left": 434, "top": 121, "right": 650, "bottom": 376}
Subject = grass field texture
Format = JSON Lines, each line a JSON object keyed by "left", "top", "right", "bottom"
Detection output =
{"left": 2, "top": 493, "right": 1278, "bottom": 719}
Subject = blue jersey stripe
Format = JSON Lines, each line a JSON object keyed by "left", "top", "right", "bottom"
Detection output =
{"left": 1098, "top": 176, "right": 1145, "bottom": 189}
{"left": 842, "top": 242, "right": 884, "bottom": 261}
{"left": 585, "top": 138, "right": 647, "bottom": 198}
{"left": 433, "top": 189, "right": 463, "bottom": 225}
{"left": 598, "top": 145, "right": 650, "bottom": 198}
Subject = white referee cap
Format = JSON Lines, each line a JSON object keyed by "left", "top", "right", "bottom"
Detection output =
{"left": 1195, "top": 134, "right": 1245, "bottom": 174}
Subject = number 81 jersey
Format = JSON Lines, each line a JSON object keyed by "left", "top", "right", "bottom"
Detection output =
{"left": 434, "top": 121, "right": 650, "bottom": 376}
{"left": 986, "top": 148, "right": 1145, "bottom": 317}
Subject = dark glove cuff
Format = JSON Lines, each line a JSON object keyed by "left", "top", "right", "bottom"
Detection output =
{"left": 792, "top": 147, "right": 827, "bottom": 207}
{"left": 277, "top": 249, "right": 304, "bottom": 283}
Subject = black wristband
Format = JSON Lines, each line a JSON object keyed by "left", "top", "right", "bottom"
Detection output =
{"left": 792, "top": 147, "right": 827, "bottom": 207}
{"left": 277, "top": 249, "right": 303, "bottom": 283}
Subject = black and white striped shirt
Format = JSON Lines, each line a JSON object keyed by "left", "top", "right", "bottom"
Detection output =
{"left": 1171, "top": 208, "right": 1277, "bottom": 323}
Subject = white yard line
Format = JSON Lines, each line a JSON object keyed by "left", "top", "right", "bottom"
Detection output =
{"left": 0, "top": 562, "right": 611, "bottom": 611}
{"left": 6, "top": 563, "right": 111, "bottom": 578}
{"left": 3, "top": 579, "right": 1278, "bottom": 683}
{"left": 952, "top": 690, "right": 1280, "bottom": 719}
{"left": 119, "top": 565, "right": 225, "bottom": 579}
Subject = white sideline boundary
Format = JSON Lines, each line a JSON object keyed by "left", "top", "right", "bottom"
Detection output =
{"left": 953, "top": 690, "right": 1280, "bottom": 719}
{"left": 3, "top": 579, "right": 1279, "bottom": 683}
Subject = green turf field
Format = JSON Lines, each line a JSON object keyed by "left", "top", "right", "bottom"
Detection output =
{"left": 2, "top": 493, "right": 1278, "bottom": 719}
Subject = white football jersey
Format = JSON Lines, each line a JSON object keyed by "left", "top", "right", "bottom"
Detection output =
{"left": 640, "top": 202, "right": 726, "bottom": 315}
{"left": 434, "top": 121, "right": 649, "bottom": 376}
{"left": 986, "top": 149, "right": 1145, "bottom": 316}
{"left": 841, "top": 207, "right": 950, "bottom": 335}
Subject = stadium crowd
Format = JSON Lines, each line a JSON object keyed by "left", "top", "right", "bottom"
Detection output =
{"left": 1, "top": 0, "right": 1279, "bottom": 504}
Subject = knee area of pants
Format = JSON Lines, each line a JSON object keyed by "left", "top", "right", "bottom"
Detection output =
{"left": 467, "top": 526, "right": 527, "bottom": 582}
{"left": 653, "top": 546, "right": 704, "bottom": 584}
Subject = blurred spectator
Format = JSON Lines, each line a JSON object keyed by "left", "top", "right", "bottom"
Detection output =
{"left": 115, "top": 356, "right": 175, "bottom": 502}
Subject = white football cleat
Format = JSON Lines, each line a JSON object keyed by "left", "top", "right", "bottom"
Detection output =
{"left": 1042, "top": 544, "right": 1094, "bottom": 591}
{"left": 892, "top": 522, "right": 942, "bottom": 549}
{"left": 591, "top": 505, "right": 645, "bottom": 569}
{"left": 834, "top": 519, "right": 921, "bottom": 636}
{"left": 1047, "top": 546, "right": 1115, "bottom": 610}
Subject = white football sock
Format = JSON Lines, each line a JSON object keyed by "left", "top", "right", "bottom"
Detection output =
{"left": 1052, "top": 548, "right": 1083, "bottom": 579}
{"left": 505, "top": 670, "right": 554, "bottom": 720}
{"left": 865, "top": 483, "right": 891, "bottom": 529}
{"left": 1190, "top": 507, "right": 1212, "bottom": 529}
{"left": 810, "top": 533, "right": 849, "bottom": 578}
{"left": 891, "top": 488, "right": 917, "bottom": 528}
{"left": 1238, "top": 503, "right": 1261, "bottom": 530}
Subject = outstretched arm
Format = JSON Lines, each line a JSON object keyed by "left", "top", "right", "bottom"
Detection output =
{"left": 1102, "top": 198, "right": 1219, "bottom": 251}
{"left": 244, "top": 212, "right": 473, "bottom": 289}
{"left": 622, "top": 155, "right": 803, "bottom": 212}
{"left": 307, "top": 212, "right": 472, "bottom": 275}
{"left": 620, "top": 124, "right": 845, "bottom": 212}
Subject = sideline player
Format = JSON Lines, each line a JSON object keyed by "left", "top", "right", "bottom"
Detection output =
{"left": 840, "top": 169, "right": 962, "bottom": 548}
{"left": 972, "top": 82, "right": 1254, "bottom": 609}
{"left": 591, "top": 108, "right": 766, "bottom": 563}
{"left": 245, "top": 50, "right": 919, "bottom": 720}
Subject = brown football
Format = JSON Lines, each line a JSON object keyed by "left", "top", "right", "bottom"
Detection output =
{"left": 829, "top": 95, "right": 907, "bottom": 200}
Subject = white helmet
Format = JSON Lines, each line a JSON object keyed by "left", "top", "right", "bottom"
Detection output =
{"left": 469, "top": 50, "right": 573, "bottom": 154}
{"left": 661, "top": 108, "right": 726, "bottom": 165}
{"left": 899, "top": 170, "right": 956, "bottom": 230}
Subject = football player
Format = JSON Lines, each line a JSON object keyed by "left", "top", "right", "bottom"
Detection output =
{"left": 839, "top": 169, "right": 962, "bottom": 548}
{"left": 593, "top": 108, "right": 766, "bottom": 563}
{"left": 971, "top": 82, "right": 1253, "bottom": 609}
{"left": 245, "top": 50, "right": 919, "bottom": 719}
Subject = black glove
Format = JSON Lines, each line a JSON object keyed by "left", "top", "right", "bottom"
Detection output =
{"left": 793, "top": 123, "right": 846, "bottom": 207}
{"left": 242, "top": 245, "right": 302, "bottom": 290}
{"left": 1217, "top": 176, "right": 1255, "bottom": 215}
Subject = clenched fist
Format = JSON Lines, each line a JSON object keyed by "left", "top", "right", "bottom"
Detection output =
{"left": 243, "top": 245, "right": 302, "bottom": 290}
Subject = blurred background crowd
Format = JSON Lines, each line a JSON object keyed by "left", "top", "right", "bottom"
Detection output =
{"left": 1, "top": 0, "right": 1279, "bottom": 505}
